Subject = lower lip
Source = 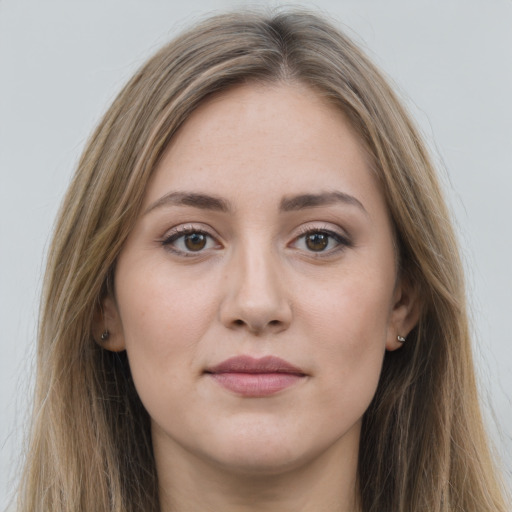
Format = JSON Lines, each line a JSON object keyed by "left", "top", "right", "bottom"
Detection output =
{"left": 209, "top": 372, "right": 304, "bottom": 397}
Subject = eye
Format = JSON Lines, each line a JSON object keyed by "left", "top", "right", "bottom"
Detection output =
{"left": 292, "top": 228, "right": 351, "bottom": 254}
{"left": 161, "top": 228, "right": 219, "bottom": 255}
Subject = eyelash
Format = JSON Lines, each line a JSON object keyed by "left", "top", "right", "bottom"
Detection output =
{"left": 160, "top": 226, "right": 220, "bottom": 257}
{"left": 159, "top": 225, "right": 352, "bottom": 257}
{"left": 292, "top": 226, "right": 352, "bottom": 255}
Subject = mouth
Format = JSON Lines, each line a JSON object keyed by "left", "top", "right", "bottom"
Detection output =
{"left": 204, "top": 355, "right": 307, "bottom": 397}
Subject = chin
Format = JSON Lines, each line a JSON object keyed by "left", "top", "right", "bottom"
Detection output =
{"left": 199, "top": 422, "right": 346, "bottom": 477}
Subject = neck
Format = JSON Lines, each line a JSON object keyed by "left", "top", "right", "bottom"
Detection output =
{"left": 154, "top": 423, "right": 361, "bottom": 512}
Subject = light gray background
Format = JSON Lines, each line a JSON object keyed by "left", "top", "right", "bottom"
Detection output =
{"left": 1, "top": 0, "right": 511, "bottom": 506}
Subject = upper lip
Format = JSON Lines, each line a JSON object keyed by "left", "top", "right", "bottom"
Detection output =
{"left": 205, "top": 355, "right": 306, "bottom": 375}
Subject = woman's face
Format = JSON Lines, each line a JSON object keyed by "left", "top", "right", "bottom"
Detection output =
{"left": 105, "top": 83, "right": 416, "bottom": 475}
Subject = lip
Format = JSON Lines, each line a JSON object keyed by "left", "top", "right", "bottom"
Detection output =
{"left": 205, "top": 355, "right": 306, "bottom": 397}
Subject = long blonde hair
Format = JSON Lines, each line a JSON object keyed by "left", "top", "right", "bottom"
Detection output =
{"left": 17, "top": 9, "right": 508, "bottom": 512}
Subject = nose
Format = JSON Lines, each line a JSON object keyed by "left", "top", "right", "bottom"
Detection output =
{"left": 219, "top": 242, "right": 292, "bottom": 335}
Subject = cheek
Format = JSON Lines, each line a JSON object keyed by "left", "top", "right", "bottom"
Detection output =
{"left": 303, "top": 268, "right": 392, "bottom": 349}
{"left": 114, "top": 259, "right": 219, "bottom": 397}
{"left": 298, "top": 270, "right": 392, "bottom": 410}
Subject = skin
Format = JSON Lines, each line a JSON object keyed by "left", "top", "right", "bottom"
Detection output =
{"left": 101, "top": 82, "right": 419, "bottom": 512}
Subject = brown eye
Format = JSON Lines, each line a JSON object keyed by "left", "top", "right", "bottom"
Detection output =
{"left": 305, "top": 233, "right": 329, "bottom": 252}
{"left": 184, "top": 232, "right": 207, "bottom": 251}
{"left": 162, "top": 229, "right": 218, "bottom": 255}
{"left": 291, "top": 228, "right": 350, "bottom": 255}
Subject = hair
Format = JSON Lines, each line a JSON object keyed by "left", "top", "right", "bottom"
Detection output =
{"left": 16, "top": 9, "right": 508, "bottom": 512}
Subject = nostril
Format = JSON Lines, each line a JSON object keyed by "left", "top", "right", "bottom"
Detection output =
{"left": 231, "top": 318, "right": 282, "bottom": 331}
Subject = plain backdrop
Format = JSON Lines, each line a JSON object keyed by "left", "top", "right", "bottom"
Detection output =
{"left": 1, "top": 0, "right": 511, "bottom": 506}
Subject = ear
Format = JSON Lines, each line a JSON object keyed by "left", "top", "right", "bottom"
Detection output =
{"left": 93, "top": 295, "right": 126, "bottom": 352}
{"left": 386, "top": 274, "right": 421, "bottom": 351}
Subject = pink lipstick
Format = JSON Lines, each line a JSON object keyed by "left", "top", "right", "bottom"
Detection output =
{"left": 205, "top": 355, "right": 306, "bottom": 397}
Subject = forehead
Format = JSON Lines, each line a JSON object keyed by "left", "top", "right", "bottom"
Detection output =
{"left": 144, "top": 82, "right": 384, "bottom": 216}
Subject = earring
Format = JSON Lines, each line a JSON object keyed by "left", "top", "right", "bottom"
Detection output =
{"left": 397, "top": 335, "right": 406, "bottom": 343}
{"left": 100, "top": 330, "right": 110, "bottom": 341}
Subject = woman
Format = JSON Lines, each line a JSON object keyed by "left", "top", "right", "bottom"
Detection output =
{"left": 16, "top": 9, "right": 508, "bottom": 512}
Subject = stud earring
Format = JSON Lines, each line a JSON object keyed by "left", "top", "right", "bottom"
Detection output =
{"left": 100, "top": 330, "right": 110, "bottom": 341}
{"left": 397, "top": 335, "right": 406, "bottom": 343}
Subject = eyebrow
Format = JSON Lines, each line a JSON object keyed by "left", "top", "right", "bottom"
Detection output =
{"left": 144, "top": 192, "right": 231, "bottom": 215}
{"left": 280, "top": 191, "right": 368, "bottom": 215}
{"left": 144, "top": 190, "right": 367, "bottom": 216}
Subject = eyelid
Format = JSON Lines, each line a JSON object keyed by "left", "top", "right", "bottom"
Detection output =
{"left": 157, "top": 222, "right": 352, "bottom": 257}
{"left": 295, "top": 222, "right": 350, "bottom": 239}
{"left": 159, "top": 224, "right": 222, "bottom": 256}
{"left": 290, "top": 223, "right": 353, "bottom": 254}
